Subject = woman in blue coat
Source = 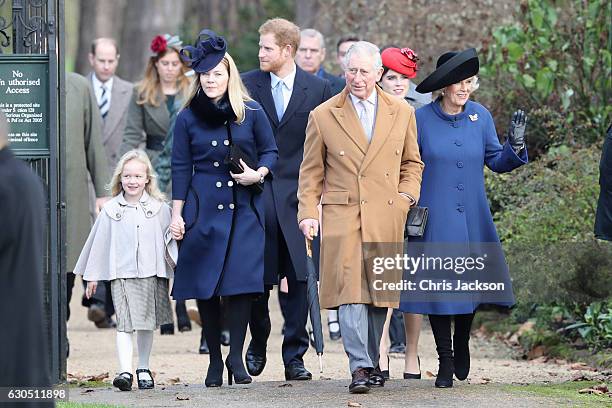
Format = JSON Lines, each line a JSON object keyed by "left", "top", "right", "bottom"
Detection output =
{"left": 398, "top": 48, "right": 528, "bottom": 388}
{"left": 169, "top": 30, "right": 278, "bottom": 387}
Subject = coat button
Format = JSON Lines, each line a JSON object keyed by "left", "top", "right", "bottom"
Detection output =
{"left": 388, "top": 199, "right": 393, "bottom": 205}
{"left": 452, "top": 122, "right": 459, "bottom": 128}
{"left": 147, "top": 211, "right": 152, "bottom": 216}
{"left": 142, "top": 202, "right": 148, "bottom": 206}
{"left": 211, "top": 140, "right": 218, "bottom": 146}
{"left": 455, "top": 140, "right": 463, "bottom": 146}
{"left": 457, "top": 161, "right": 464, "bottom": 168}
{"left": 360, "top": 200, "right": 366, "bottom": 205}
{"left": 339, "top": 150, "right": 345, "bottom": 156}
{"left": 227, "top": 180, "right": 234, "bottom": 187}
{"left": 457, "top": 183, "right": 465, "bottom": 191}
{"left": 116, "top": 212, "right": 122, "bottom": 219}
{"left": 457, "top": 205, "right": 465, "bottom": 213}
{"left": 223, "top": 140, "right": 230, "bottom": 146}
{"left": 229, "top": 203, "right": 235, "bottom": 209}
{"left": 395, "top": 149, "right": 400, "bottom": 155}
{"left": 359, "top": 174, "right": 364, "bottom": 179}
{"left": 217, "top": 204, "right": 224, "bottom": 210}
{"left": 216, "top": 182, "right": 222, "bottom": 187}
{"left": 213, "top": 161, "right": 219, "bottom": 167}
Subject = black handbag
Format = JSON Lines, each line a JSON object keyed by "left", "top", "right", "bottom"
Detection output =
{"left": 223, "top": 121, "right": 263, "bottom": 195}
{"left": 404, "top": 206, "right": 429, "bottom": 238}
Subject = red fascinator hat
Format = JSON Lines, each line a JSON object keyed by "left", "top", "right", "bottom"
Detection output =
{"left": 381, "top": 47, "right": 419, "bottom": 79}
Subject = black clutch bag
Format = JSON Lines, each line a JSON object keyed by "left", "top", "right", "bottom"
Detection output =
{"left": 223, "top": 122, "right": 263, "bottom": 195}
{"left": 404, "top": 206, "right": 428, "bottom": 238}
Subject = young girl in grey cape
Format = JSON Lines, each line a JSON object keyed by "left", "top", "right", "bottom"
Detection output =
{"left": 73, "top": 149, "right": 175, "bottom": 391}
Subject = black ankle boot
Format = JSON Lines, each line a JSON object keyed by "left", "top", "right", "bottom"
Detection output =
{"left": 453, "top": 313, "right": 475, "bottom": 381}
{"left": 197, "top": 298, "right": 223, "bottom": 386}
{"left": 176, "top": 300, "right": 192, "bottom": 332}
{"left": 435, "top": 357, "right": 454, "bottom": 388}
{"left": 429, "top": 315, "right": 454, "bottom": 389}
{"left": 225, "top": 294, "right": 253, "bottom": 385}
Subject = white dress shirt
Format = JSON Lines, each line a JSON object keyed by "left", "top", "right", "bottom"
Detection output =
{"left": 270, "top": 64, "right": 297, "bottom": 112}
{"left": 92, "top": 74, "right": 114, "bottom": 108}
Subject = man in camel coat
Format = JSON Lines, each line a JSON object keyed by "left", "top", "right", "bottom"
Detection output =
{"left": 297, "top": 41, "right": 423, "bottom": 394}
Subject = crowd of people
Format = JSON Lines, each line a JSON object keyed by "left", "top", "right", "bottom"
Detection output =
{"left": 64, "top": 17, "right": 530, "bottom": 394}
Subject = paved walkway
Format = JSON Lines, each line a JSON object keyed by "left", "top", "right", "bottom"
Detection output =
{"left": 66, "top": 280, "right": 594, "bottom": 407}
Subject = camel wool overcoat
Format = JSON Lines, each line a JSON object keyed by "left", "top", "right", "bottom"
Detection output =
{"left": 297, "top": 87, "right": 424, "bottom": 309}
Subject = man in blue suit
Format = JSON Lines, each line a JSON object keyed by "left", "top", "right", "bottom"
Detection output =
{"left": 242, "top": 18, "right": 332, "bottom": 381}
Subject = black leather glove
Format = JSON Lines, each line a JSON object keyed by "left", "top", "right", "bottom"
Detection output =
{"left": 507, "top": 109, "right": 527, "bottom": 152}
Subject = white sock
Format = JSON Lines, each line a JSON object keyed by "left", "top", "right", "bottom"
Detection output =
{"left": 136, "top": 330, "right": 154, "bottom": 380}
{"left": 116, "top": 331, "right": 133, "bottom": 375}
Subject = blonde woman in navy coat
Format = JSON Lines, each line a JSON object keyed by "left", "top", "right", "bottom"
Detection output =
{"left": 169, "top": 30, "right": 278, "bottom": 387}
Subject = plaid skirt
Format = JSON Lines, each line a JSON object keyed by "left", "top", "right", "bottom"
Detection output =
{"left": 111, "top": 276, "right": 173, "bottom": 332}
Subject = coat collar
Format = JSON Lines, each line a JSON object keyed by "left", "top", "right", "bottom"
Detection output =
{"left": 105, "top": 190, "right": 163, "bottom": 220}
{"left": 330, "top": 85, "right": 399, "bottom": 164}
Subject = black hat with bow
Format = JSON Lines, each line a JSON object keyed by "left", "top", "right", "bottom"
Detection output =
{"left": 180, "top": 29, "right": 227, "bottom": 73}
{"left": 415, "top": 48, "right": 479, "bottom": 94}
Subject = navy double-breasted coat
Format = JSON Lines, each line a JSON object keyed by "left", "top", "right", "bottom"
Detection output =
{"left": 399, "top": 99, "right": 528, "bottom": 315}
{"left": 171, "top": 101, "right": 278, "bottom": 300}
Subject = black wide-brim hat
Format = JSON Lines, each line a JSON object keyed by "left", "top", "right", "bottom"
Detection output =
{"left": 415, "top": 48, "right": 479, "bottom": 94}
{"left": 180, "top": 29, "right": 227, "bottom": 73}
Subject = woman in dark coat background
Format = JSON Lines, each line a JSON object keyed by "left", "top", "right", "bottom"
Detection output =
{"left": 398, "top": 48, "right": 528, "bottom": 388}
{"left": 169, "top": 30, "right": 277, "bottom": 387}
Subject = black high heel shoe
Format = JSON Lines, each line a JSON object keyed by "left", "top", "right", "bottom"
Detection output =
{"left": 225, "top": 358, "right": 252, "bottom": 385}
{"left": 135, "top": 368, "right": 154, "bottom": 389}
{"left": 403, "top": 356, "right": 421, "bottom": 379}
{"left": 205, "top": 359, "right": 224, "bottom": 387}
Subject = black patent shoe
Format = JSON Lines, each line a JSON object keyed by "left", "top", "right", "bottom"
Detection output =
{"left": 136, "top": 368, "right": 154, "bottom": 389}
{"left": 434, "top": 358, "right": 454, "bottom": 388}
{"left": 368, "top": 366, "right": 385, "bottom": 387}
{"left": 160, "top": 323, "right": 174, "bottom": 335}
{"left": 284, "top": 364, "right": 312, "bottom": 381}
{"left": 245, "top": 345, "right": 266, "bottom": 376}
{"left": 112, "top": 372, "right": 133, "bottom": 391}
{"left": 349, "top": 368, "right": 370, "bottom": 394}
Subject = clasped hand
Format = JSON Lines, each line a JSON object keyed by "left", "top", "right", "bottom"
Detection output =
{"left": 230, "top": 159, "right": 260, "bottom": 186}
{"left": 170, "top": 215, "right": 185, "bottom": 241}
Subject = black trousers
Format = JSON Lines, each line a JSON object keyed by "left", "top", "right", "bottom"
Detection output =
{"left": 66, "top": 273, "right": 114, "bottom": 321}
{"left": 249, "top": 223, "right": 309, "bottom": 367}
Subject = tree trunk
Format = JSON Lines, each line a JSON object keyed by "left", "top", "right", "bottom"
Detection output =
{"left": 295, "top": 0, "right": 319, "bottom": 28}
{"left": 116, "top": 0, "right": 185, "bottom": 82}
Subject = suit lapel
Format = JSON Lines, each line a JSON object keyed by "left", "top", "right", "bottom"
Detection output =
{"left": 254, "top": 71, "right": 279, "bottom": 127}
{"left": 104, "top": 79, "right": 129, "bottom": 138}
{"left": 279, "top": 68, "right": 307, "bottom": 128}
{"left": 331, "top": 90, "right": 368, "bottom": 155}
{"left": 360, "top": 87, "right": 398, "bottom": 171}
{"left": 144, "top": 100, "right": 169, "bottom": 132}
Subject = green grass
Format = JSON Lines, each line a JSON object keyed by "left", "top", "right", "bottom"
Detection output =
{"left": 58, "top": 403, "right": 128, "bottom": 408}
{"left": 68, "top": 380, "right": 111, "bottom": 389}
{"left": 504, "top": 381, "right": 612, "bottom": 407}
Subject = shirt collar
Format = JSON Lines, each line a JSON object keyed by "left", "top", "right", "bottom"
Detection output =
{"left": 270, "top": 63, "right": 297, "bottom": 91}
{"left": 92, "top": 73, "right": 114, "bottom": 91}
{"left": 349, "top": 89, "right": 377, "bottom": 109}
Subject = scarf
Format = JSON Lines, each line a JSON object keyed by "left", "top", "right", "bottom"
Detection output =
{"left": 189, "top": 89, "right": 236, "bottom": 127}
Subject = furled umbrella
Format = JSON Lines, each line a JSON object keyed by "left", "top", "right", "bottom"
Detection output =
{"left": 305, "top": 230, "right": 324, "bottom": 373}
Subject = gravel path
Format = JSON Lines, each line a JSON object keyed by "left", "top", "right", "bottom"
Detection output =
{"left": 66, "top": 279, "right": 596, "bottom": 407}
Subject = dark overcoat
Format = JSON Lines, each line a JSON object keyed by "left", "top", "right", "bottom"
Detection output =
{"left": 242, "top": 67, "right": 331, "bottom": 284}
{"left": 171, "top": 101, "right": 278, "bottom": 300}
{"left": 0, "top": 148, "right": 53, "bottom": 408}
{"left": 320, "top": 69, "right": 345, "bottom": 96}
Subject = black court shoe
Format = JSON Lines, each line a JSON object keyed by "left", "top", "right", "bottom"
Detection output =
{"left": 226, "top": 359, "right": 252, "bottom": 385}
{"left": 136, "top": 368, "right": 154, "bottom": 389}
{"left": 112, "top": 372, "right": 133, "bottom": 391}
{"left": 403, "top": 356, "right": 421, "bottom": 379}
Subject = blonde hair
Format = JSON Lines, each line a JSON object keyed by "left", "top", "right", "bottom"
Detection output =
{"left": 136, "top": 47, "right": 191, "bottom": 107}
{"left": 183, "top": 53, "right": 254, "bottom": 124}
{"left": 108, "top": 149, "right": 166, "bottom": 201}
{"left": 259, "top": 18, "right": 300, "bottom": 57}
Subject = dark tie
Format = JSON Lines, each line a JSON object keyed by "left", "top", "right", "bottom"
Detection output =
{"left": 99, "top": 84, "right": 109, "bottom": 119}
